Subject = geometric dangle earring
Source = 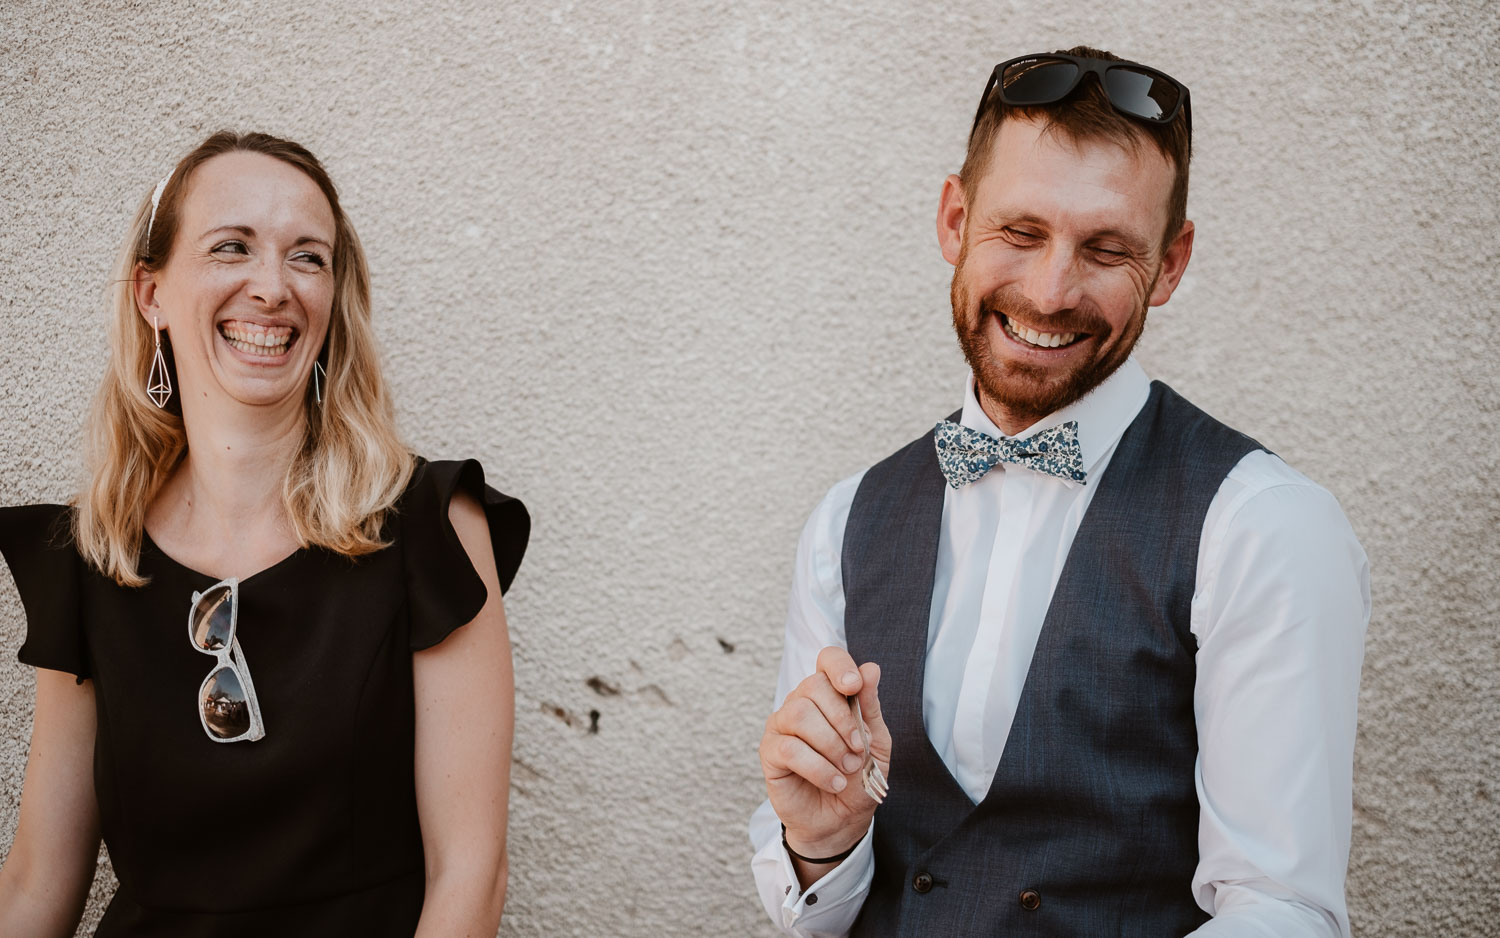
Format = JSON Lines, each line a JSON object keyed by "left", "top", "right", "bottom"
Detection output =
{"left": 147, "top": 317, "right": 173, "bottom": 408}
{"left": 312, "top": 360, "right": 327, "bottom": 404}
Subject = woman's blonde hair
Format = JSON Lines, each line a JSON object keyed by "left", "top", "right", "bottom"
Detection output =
{"left": 74, "top": 131, "right": 414, "bottom": 586}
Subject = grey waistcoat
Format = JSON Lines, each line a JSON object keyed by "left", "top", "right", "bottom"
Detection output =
{"left": 843, "top": 381, "right": 1262, "bottom": 937}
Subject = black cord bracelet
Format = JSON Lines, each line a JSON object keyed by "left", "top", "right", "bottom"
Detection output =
{"left": 781, "top": 823, "right": 858, "bottom": 865}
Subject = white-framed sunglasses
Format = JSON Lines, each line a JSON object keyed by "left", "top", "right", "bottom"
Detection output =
{"left": 188, "top": 577, "right": 266, "bottom": 743}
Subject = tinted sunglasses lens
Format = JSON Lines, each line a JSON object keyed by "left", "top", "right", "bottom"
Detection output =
{"left": 192, "top": 585, "right": 234, "bottom": 651}
{"left": 1103, "top": 66, "right": 1181, "bottom": 122}
{"left": 201, "top": 665, "right": 251, "bottom": 739}
{"left": 1001, "top": 58, "right": 1080, "bottom": 105}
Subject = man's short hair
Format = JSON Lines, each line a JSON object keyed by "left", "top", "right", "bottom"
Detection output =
{"left": 959, "top": 45, "right": 1192, "bottom": 252}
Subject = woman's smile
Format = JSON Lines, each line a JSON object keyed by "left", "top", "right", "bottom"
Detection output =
{"left": 217, "top": 319, "right": 298, "bottom": 359}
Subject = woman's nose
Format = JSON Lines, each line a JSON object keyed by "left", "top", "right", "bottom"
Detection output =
{"left": 246, "top": 258, "right": 290, "bottom": 308}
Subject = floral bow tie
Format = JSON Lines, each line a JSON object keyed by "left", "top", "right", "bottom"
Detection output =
{"left": 933, "top": 419, "right": 1087, "bottom": 488}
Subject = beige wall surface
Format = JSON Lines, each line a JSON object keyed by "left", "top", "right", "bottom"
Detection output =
{"left": 2, "top": 1, "right": 1496, "bottom": 935}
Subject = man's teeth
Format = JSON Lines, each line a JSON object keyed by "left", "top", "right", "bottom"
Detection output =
{"left": 1003, "top": 316, "right": 1077, "bottom": 349}
{"left": 220, "top": 323, "right": 293, "bottom": 356}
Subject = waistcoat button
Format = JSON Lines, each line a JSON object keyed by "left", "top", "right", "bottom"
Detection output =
{"left": 1019, "top": 888, "right": 1041, "bottom": 910}
{"left": 912, "top": 872, "right": 934, "bottom": 894}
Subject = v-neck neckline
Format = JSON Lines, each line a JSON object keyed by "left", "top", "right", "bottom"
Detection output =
{"left": 141, "top": 529, "right": 309, "bottom": 587}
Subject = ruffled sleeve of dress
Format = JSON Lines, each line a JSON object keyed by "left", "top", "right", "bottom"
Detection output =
{"left": 0, "top": 503, "right": 89, "bottom": 682}
{"left": 401, "top": 458, "right": 530, "bottom": 651}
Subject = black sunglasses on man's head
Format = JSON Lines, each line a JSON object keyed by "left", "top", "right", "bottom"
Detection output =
{"left": 970, "top": 53, "right": 1192, "bottom": 144}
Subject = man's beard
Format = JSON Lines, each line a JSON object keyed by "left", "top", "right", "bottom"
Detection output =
{"left": 950, "top": 253, "right": 1154, "bottom": 428}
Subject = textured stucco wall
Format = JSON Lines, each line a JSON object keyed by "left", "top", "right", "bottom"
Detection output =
{"left": 1, "top": 1, "right": 1496, "bottom": 935}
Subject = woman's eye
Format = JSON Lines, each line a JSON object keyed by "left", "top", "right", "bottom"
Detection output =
{"left": 210, "top": 240, "right": 248, "bottom": 255}
{"left": 292, "top": 251, "right": 328, "bottom": 269}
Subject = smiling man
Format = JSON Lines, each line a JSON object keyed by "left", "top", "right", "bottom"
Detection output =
{"left": 750, "top": 47, "right": 1370, "bottom": 937}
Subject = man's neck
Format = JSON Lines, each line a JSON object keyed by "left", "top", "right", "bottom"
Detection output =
{"left": 976, "top": 390, "right": 1048, "bottom": 437}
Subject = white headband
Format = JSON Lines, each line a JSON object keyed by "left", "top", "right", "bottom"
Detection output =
{"left": 145, "top": 168, "right": 175, "bottom": 250}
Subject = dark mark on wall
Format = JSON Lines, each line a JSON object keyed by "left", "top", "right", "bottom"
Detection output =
{"left": 543, "top": 703, "right": 577, "bottom": 727}
{"left": 588, "top": 709, "right": 600, "bottom": 734}
{"left": 513, "top": 758, "right": 546, "bottom": 783}
{"left": 587, "top": 676, "right": 621, "bottom": 696}
{"left": 717, "top": 637, "right": 736, "bottom": 653}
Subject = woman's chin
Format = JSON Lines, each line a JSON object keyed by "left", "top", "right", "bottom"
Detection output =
{"left": 197, "top": 367, "right": 311, "bottom": 411}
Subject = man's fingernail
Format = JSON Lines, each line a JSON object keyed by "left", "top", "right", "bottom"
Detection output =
{"left": 831, "top": 775, "right": 847, "bottom": 792}
{"left": 843, "top": 754, "right": 863, "bottom": 772}
{"left": 841, "top": 671, "right": 859, "bottom": 688}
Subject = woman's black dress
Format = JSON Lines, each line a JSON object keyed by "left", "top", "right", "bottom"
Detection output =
{"left": 0, "top": 459, "right": 528, "bottom": 937}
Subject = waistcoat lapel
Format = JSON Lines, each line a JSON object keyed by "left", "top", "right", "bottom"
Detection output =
{"left": 843, "top": 411, "right": 973, "bottom": 813}
{"left": 978, "top": 380, "right": 1173, "bottom": 806}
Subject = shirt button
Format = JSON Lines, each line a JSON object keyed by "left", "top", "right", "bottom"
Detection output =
{"left": 1019, "top": 888, "right": 1041, "bottom": 911}
{"left": 912, "top": 872, "right": 934, "bottom": 894}
{"left": 805, "top": 893, "right": 818, "bottom": 906}
{"left": 784, "top": 885, "right": 792, "bottom": 896}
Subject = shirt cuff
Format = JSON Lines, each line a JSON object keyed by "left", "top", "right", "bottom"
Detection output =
{"left": 752, "top": 821, "right": 875, "bottom": 937}
{"left": 1187, "top": 879, "right": 1345, "bottom": 938}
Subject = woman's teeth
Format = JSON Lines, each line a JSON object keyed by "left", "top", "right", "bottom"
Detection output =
{"left": 1003, "top": 316, "right": 1077, "bottom": 349}
{"left": 220, "top": 323, "right": 293, "bottom": 356}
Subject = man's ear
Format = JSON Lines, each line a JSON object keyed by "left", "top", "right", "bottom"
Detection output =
{"left": 133, "top": 264, "right": 162, "bottom": 327}
{"left": 937, "top": 174, "right": 967, "bottom": 266}
{"left": 1148, "top": 220, "right": 1195, "bottom": 308}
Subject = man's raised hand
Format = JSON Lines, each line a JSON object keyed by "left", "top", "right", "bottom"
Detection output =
{"left": 759, "top": 646, "right": 891, "bottom": 880}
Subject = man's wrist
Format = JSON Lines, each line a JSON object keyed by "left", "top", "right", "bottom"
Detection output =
{"left": 781, "top": 823, "right": 859, "bottom": 865}
{"left": 781, "top": 820, "right": 869, "bottom": 865}
{"left": 782, "top": 819, "right": 872, "bottom": 890}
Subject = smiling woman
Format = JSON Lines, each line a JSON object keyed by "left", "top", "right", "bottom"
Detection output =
{"left": 146, "top": 152, "right": 335, "bottom": 399}
{"left": 0, "top": 132, "right": 530, "bottom": 938}
{"left": 79, "top": 134, "right": 402, "bottom": 586}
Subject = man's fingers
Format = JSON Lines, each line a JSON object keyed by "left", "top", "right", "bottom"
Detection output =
{"left": 813, "top": 646, "right": 867, "bottom": 751}
{"left": 815, "top": 645, "right": 863, "bottom": 696}
{"left": 793, "top": 670, "right": 865, "bottom": 753}
{"left": 761, "top": 732, "right": 850, "bottom": 795}
{"left": 773, "top": 694, "right": 862, "bottom": 772}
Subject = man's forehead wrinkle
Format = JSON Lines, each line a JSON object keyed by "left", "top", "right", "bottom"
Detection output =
{"left": 980, "top": 184, "right": 1153, "bottom": 241}
{"left": 1000, "top": 125, "right": 1160, "bottom": 184}
{"left": 980, "top": 208, "right": 1039, "bottom": 229}
{"left": 1010, "top": 116, "right": 1172, "bottom": 183}
{"left": 1030, "top": 116, "right": 1144, "bottom": 162}
{"left": 1033, "top": 113, "right": 1182, "bottom": 179}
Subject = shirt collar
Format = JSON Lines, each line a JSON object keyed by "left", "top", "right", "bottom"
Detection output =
{"left": 959, "top": 358, "right": 1151, "bottom": 479}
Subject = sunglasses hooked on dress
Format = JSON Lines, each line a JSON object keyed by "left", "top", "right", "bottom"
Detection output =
{"left": 189, "top": 577, "right": 267, "bottom": 743}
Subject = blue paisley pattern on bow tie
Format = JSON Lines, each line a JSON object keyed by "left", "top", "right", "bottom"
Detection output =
{"left": 933, "top": 419, "right": 1087, "bottom": 488}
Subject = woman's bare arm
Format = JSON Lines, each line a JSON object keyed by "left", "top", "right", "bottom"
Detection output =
{"left": 412, "top": 490, "right": 514, "bottom": 937}
{"left": 0, "top": 668, "right": 101, "bottom": 937}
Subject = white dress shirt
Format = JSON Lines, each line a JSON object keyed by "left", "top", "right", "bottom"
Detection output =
{"left": 750, "top": 359, "right": 1370, "bottom": 938}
